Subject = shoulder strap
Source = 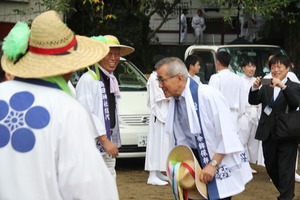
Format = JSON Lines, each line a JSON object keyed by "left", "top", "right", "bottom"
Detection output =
{"left": 87, "top": 64, "right": 100, "bottom": 80}
{"left": 189, "top": 77, "right": 220, "bottom": 200}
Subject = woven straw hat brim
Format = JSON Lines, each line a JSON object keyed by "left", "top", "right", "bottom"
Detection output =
{"left": 194, "top": 155, "right": 208, "bottom": 199}
{"left": 1, "top": 35, "right": 109, "bottom": 78}
{"left": 167, "top": 145, "right": 208, "bottom": 199}
{"left": 104, "top": 35, "right": 134, "bottom": 57}
{"left": 108, "top": 44, "right": 134, "bottom": 57}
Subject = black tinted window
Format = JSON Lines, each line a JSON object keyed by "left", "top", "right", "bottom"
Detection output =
{"left": 192, "top": 51, "right": 216, "bottom": 84}
{"left": 218, "top": 47, "right": 285, "bottom": 77}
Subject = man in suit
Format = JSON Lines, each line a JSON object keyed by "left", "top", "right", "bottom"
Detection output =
{"left": 249, "top": 53, "right": 300, "bottom": 200}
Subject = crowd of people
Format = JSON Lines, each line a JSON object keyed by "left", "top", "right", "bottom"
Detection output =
{"left": 180, "top": 8, "right": 206, "bottom": 45}
{"left": 1, "top": 9, "right": 300, "bottom": 200}
{"left": 146, "top": 50, "right": 300, "bottom": 200}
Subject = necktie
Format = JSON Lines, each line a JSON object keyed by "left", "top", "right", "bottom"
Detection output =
{"left": 174, "top": 97, "right": 192, "bottom": 146}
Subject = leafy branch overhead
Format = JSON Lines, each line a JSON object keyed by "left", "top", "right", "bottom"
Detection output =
{"left": 13, "top": 0, "right": 74, "bottom": 21}
{"left": 84, "top": 0, "right": 180, "bottom": 40}
{"left": 199, "top": 0, "right": 300, "bottom": 24}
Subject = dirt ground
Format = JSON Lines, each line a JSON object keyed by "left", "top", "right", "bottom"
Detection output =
{"left": 116, "top": 157, "right": 300, "bottom": 200}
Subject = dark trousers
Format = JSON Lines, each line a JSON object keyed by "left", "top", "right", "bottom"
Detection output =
{"left": 262, "top": 138, "right": 298, "bottom": 200}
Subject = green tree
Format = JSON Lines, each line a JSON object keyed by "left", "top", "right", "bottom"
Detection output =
{"left": 67, "top": 0, "right": 181, "bottom": 73}
{"left": 13, "top": 0, "right": 73, "bottom": 23}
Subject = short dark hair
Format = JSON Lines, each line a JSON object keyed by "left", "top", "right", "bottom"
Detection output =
{"left": 269, "top": 53, "right": 291, "bottom": 69}
{"left": 241, "top": 57, "right": 256, "bottom": 68}
{"left": 216, "top": 51, "right": 231, "bottom": 67}
{"left": 152, "top": 55, "right": 165, "bottom": 69}
{"left": 184, "top": 55, "right": 201, "bottom": 70}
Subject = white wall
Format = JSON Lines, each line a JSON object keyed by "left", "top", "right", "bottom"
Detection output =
{"left": 0, "top": 0, "right": 47, "bottom": 23}
{"left": 149, "top": 0, "right": 240, "bottom": 45}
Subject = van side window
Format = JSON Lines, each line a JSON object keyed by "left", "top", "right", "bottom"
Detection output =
{"left": 192, "top": 51, "right": 216, "bottom": 84}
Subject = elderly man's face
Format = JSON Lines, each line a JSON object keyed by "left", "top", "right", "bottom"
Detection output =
{"left": 99, "top": 47, "right": 121, "bottom": 73}
{"left": 156, "top": 64, "right": 183, "bottom": 98}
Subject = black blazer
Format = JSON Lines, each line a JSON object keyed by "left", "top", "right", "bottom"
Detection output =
{"left": 248, "top": 78, "right": 300, "bottom": 141}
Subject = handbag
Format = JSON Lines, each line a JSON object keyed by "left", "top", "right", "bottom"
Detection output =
{"left": 275, "top": 105, "right": 300, "bottom": 140}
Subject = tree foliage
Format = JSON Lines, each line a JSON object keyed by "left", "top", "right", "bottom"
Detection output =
{"left": 199, "top": 0, "right": 300, "bottom": 24}
{"left": 67, "top": 0, "right": 181, "bottom": 73}
{"left": 13, "top": 0, "right": 73, "bottom": 21}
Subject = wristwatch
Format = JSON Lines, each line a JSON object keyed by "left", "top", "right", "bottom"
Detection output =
{"left": 211, "top": 160, "right": 219, "bottom": 167}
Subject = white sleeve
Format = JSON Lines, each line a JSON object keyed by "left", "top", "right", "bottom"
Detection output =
{"left": 58, "top": 105, "right": 119, "bottom": 200}
{"left": 208, "top": 74, "right": 220, "bottom": 90}
{"left": 200, "top": 87, "right": 244, "bottom": 154}
{"left": 238, "top": 78, "right": 246, "bottom": 118}
{"left": 200, "top": 17, "right": 205, "bottom": 25}
{"left": 191, "top": 16, "right": 196, "bottom": 28}
{"left": 180, "top": 15, "right": 185, "bottom": 27}
{"left": 76, "top": 73, "right": 106, "bottom": 137}
{"left": 288, "top": 72, "right": 300, "bottom": 83}
{"left": 147, "top": 76, "right": 168, "bottom": 123}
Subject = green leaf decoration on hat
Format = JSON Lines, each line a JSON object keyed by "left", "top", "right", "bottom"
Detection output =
{"left": 91, "top": 35, "right": 107, "bottom": 43}
{"left": 2, "top": 22, "right": 30, "bottom": 62}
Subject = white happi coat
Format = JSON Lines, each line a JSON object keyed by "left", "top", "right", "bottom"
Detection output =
{"left": 76, "top": 65, "right": 121, "bottom": 149}
{"left": 165, "top": 79, "right": 252, "bottom": 199}
{"left": 0, "top": 80, "right": 118, "bottom": 200}
{"left": 237, "top": 75, "right": 260, "bottom": 164}
{"left": 145, "top": 72, "right": 172, "bottom": 171}
{"left": 209, "top": 69, "right": 246, "bottom": 130}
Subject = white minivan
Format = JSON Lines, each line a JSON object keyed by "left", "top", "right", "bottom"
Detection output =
{"left": 184, "top": 44, "right": 286, "bottom": 83}
{"left": 70, "top": 57, "right": 150, "bottom": 158}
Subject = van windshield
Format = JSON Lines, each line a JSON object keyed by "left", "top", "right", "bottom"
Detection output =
{"left": 70, "top": 59, "right": 147, "bottom": 92}
{"left": 114, "top": 60, "right": 147, "bottom": 91}
{"left": 218, "top": 46, "right": 285, "bottom": 77}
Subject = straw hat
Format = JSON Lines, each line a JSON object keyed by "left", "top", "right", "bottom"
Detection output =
{"left": 167, "top": 145, "right": 208, "bottom": 199}
{"left": 103, "top": 35, "right": 134, "bottom": 57}
{"left": 1, "top": 10, "right": 109, "bottom": 78}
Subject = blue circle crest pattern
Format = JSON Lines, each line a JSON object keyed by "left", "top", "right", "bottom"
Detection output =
{"left": 0, "top": 91, "right": 50, "bottom": 152}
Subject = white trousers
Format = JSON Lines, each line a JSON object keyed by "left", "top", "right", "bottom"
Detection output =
{"left": 180, "top": 30, "right": 187, "bottom": 44}
{"left": 194, "top": 27, "right": 204, "bottom": 44}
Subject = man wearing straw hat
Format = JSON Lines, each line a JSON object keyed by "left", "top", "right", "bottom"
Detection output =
{"left": 0, "top": 11, "right": 118, "bottom": 199}
{"left": 76, "top": 35, "right": 134, "bottom": 178}
{"left": 155, "top": 57, "right": 253, "bottom": 200}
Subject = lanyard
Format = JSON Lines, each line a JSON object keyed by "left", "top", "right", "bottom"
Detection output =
{"left": 87, "top": 64, "right": 100, "bottom": 80}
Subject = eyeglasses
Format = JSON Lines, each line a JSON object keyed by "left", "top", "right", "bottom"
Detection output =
{"left": 157, "top": 75, "right": 177, "bottom": 84}
{"left": 107, "top": 52, "right": 120, "bottom": 58}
